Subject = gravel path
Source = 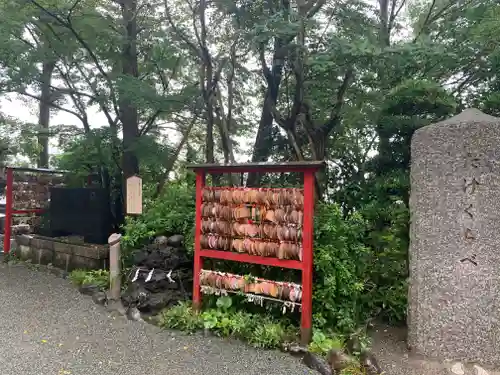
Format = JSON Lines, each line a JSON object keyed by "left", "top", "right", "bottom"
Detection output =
{"left": 0, "top": 262, "right": 314, "bottom": 375}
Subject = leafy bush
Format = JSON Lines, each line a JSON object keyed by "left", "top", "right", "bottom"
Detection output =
{"left": 158, "top": 298, "right": 295, "bottom": 349}
{"left": 308, "top": 331, "right": 343, "bottom": 354}
{"left": 69, "top": 269, "right": 110, "bottom": 290}
{"left": 159, "top": 302, "right": 204, "bottom": 333}
{"left": 122, "top": 182, "right": 196, "bottom": 253}
{"left": 313, "top": 203, "right": 371, "bottom": 333}
{"left": 313, "top": 199, "right": 408, "bottom": 332}
{"left": 339, "top": 365, "right": 366, "bottom": 375}
{"left": 358, "top": 172, "right": 409, "bottom": 324}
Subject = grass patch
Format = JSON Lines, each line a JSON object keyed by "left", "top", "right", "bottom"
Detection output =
{"left": 157, "top": 300, "right": 295, "bottom": 349}
{"left": 69, "top": 269, "right": 109, "bottom": 290}
{"left": 157, "top": 297, "right": 348, "bottom": 352}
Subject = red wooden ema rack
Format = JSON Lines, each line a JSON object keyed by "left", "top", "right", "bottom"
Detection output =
{"left": 187, "top": 161, "right": 324, "bottom": 344}
{"left": 3, "top": 166, "right": 69, "bottom": 254}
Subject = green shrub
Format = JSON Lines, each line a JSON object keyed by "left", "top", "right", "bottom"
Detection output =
{"left": 358, "top": 172, "right": 409, "bottom": 324}
{"left": 122, "top": 183, "right": 196, "bottom": 254}
{"left": 159, "top": 302, "right": 203, "bottom": 333}
{"left": 312, "top": 199, "right": 408, "bottom": 332}
{"left": 158, "top": 298, "right": 296, "bottom": 349}
{"left": 308, "top": 331, "right": 343, "bottom": 354}
{"left": 69, "top": 269, "right": 110, "bottom": 290}
{"left": 313, "top": 203, "right": 371, "bottom": 333}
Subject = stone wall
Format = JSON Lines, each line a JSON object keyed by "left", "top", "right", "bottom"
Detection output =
{"left": 14, "top": 234, "right": 109, "bottom": 271}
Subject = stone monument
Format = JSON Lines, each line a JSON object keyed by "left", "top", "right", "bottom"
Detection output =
{"left": 409, "top": 108, "right": 500, "bottom": 365}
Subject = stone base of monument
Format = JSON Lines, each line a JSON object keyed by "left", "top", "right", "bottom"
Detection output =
{"left": 370, "top": 325, "right": 500, "bottom": 375}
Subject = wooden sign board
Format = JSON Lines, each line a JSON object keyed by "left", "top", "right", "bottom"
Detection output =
{"left": 126, "top": 175, "right": 142, "bottom": 215}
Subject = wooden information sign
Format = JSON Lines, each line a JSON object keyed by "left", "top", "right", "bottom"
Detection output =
{"left": 126, "top": 175, "right": 143, "bottom": 215}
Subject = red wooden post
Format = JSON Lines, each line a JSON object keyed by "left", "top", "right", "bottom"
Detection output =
{"left": 301, "top": 170, "right": 315, "bottom": 344}
{"left": 4, "top": 167, "right": 13, "bottom": 254}
{"left": 192, "top": 170, "right": 205, "bottom": 310}
{"left": 187, "top": 161, "right": 323, "bottom": 343}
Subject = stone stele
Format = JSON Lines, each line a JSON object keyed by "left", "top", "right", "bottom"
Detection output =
{"left": 408, "top": 108, "right": 500, "bottom": 366}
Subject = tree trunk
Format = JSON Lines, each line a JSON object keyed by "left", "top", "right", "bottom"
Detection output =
{"left": 37, "top": 60, "right": 55, "bottom": 168}
{"left": 247, "top": 86, "right": 279, "bottom": 187}
{"left": 247, "top": 41, "right": 286, "bottom": 187}
{"left": 154, "top": 116, "right": 197, "bottom": 198}
{"left": 120, "top": 0, "right": 140, "bottom": 179}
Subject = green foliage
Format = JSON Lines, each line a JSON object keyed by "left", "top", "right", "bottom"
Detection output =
{"left": 158, "top": 298, "right": 294, "bottom": 349}
{"left": 54, "top": 128, "right": 119, "bottom": 180}
{"left": 158, "top": 302, "right": 204, "bottom": 333}
{"left": 312, "top": 199, "right": 409, "bottom": 332}
{"left": 358, "top": 173, "right": 410, "bottom": 324}
{"left": 122, "top": 182, "right": 196, "bottom": 253}
{"left": 339, "top": 365, "right": 366, "bottom": 375}
{"left": 308, "top": 331, "right": 343, "bottom": 354}
{"left": 0, "top": 116, "right": 41, "bottom": 165}
{"left": 312, "top": 203, "right": 371, "bottom": 332}
{"left": 69, "top": 269, "right": 110, "bottom": 290}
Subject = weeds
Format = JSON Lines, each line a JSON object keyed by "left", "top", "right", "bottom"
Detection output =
{"left": 69, "top": 269, "right": 109, "bottom": 290}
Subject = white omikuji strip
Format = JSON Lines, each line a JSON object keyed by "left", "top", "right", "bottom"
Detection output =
{"left": 200, "top": 285, "right": 302, "bottom": 314}
{"left": 131, "top": 267, "right": 175, "bottom": 283}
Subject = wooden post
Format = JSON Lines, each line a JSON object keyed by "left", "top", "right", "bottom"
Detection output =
{"left": 4, "top": 167, "right": 13, "bottom": 254}
{"left": 301, "top": 170, "right": 315, "bottom": 345}
{"left": 108, "top": 233, "right": 122, "bottom": 301}
{"left": 192, "top": 171, "right": 205, "bottom": 311}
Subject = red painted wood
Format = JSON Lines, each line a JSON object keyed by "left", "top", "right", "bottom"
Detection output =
{"left": 301, "top": 170, "right": 315, "bottom": 338}
{"left": 3, "top": 166, "right": 69, "bottom": 174}
{"left": 191, "top": 166, "right": 321, "bottom": 174}
{"left": 192, "top": 171, "right": 205, "bottom": 310}
{"left": 12, "top": 209, "right": 45, "bottom": 215}
{"left": 3, "top": 167, "right": 66, "bottom": 254}
{"left": 206, "top": 186, "right": 303, "bottom": 192}
{"left": 190, "top": 162, "right": 321, "bottom": 343}
{"left": 199, "top": 249, "right": 303, "bottom": 270}
{"left": 3, "top": 168, "right": 13, "bottom": 254}
{"left": 186, "top": 161, "right": 323, "bottom": 174}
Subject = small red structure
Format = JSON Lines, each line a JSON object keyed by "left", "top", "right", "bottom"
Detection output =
{"left": 3, "top": 166, "right": 68, "bottom": 254}
{"left": 187, "top": 161, "right": 323, "bottom": 344}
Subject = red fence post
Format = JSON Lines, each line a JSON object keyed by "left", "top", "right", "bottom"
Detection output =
{"left": 187, "top": 162, "right": 322, "bottom": 342}
{"left": 4, "top": 167, "right": 13, "bottom": 254}
{"left": 192, "top": 170, "right": 206, "bottom": 311}
{"left": 301, "top": 170, "right": 315, "bottom": 344}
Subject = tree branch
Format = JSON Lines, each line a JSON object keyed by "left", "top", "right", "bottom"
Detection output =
{"left": 164, "top": 0, "right": 202, "bottom": 59}
{"left": 29, "top": 0, "right": 121, "bottom": 119}
{"left": 153, "top": 111, "right": 199, "bottom": 198}
{"left": 320, "top": 67, "right": 354, "bottom": 134}
{"left": 413, "top": 0, "right": 436, "bottom": 41}
{"left": 53, "top": 61, "right": 90, "bottom": 132}
{"left": 15, "top": 90, "right": 85, "bottom": 123}
{"left": 306, "top": 0, "right": 327, "bottom": 18}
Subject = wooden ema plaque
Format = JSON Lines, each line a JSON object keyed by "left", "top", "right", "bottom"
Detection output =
{"left": 126, "top": 175, "right": 143, "bottom": 215}
{"left": 3, "top": 166, "right": 67, "bottom": 254}
{"left": 186, "top": 161, "right": 323, "bottom": 345}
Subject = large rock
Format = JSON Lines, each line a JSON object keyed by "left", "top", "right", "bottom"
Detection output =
{"left": 166, "top": 234, "right": 184, "bottom": 248}
{"left": 409, "top": 109, "right": 500, "bottom": 365}
{"left": 122, "top": 236, "right": 192, "bottom": 315}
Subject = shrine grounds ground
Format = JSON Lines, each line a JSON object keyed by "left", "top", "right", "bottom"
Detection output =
{"left": 0, "top": 261, "right": 314, "bottom": 375}
{"left": 1, "top": 260, "right": 499, "bottom": 375}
